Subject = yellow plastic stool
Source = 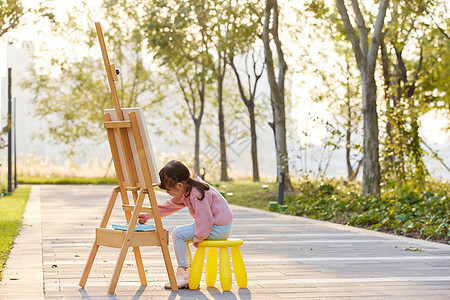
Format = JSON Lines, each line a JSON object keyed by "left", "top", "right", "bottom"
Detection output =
{"left": 189, "top": 238, "right": 247, "bottom": 291}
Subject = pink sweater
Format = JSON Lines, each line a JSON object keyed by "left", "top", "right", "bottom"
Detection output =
{"left": 156, "top": 179, "right": 233, "bottom": 240}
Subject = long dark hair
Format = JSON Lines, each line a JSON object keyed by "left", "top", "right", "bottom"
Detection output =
{"left": 159, "top": 160, "right": 210, "bottom": 200}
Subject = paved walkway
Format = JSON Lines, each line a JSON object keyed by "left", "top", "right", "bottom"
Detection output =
{"left": 1, "top": 185, "right": 450, "bottom": 299}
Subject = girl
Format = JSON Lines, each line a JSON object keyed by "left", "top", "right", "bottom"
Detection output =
{"left": 138, "top": 160, "right": 233, "bottom": 288}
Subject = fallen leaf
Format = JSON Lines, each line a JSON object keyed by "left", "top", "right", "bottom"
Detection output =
{"left": 403, "top": 247, "right": 424, "bottom": 251}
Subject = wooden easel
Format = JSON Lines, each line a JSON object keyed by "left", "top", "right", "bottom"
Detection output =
{"left": 79, "top": 22, "right": 178, "bottom": 294}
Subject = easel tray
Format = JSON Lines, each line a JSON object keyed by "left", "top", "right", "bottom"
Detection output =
{"left": 96, "top": 228, "right": 169, "bottom": 248}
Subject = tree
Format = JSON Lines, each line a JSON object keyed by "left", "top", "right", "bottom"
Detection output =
{"left": 215, "top": 35, "right": 229, "bottom": 181}
{"left": 300, "top": 1, "right": 363, "bottom": 181}
{"left": 0, "top": 0, "right": 23, "bottom": 37}
{"left": 229, "top": 50, "right": 265, "bottom": 182}
{"left": 262, "top": 0, "right": 293, "bottom": 192}
{"left": 143, "top": 0, "right": 215, "bottom": 175}
{"left": 227, "top": 0, "right": 264, "bottom": 182}
{"left": 207, "top": 0, "right": 231, "bottom": 181}
{"left": 416, "top": 3, "right": 449, "bottom": 117}
{"left": 0, "top": 0, "right": 54, "bottom": 38}
{"left": 380, "top": 2, "right": 426, "bottom": 184}
{"left": 144, "top": 0, "right": 263, "bottom": 179}
{"left": 335, "top": 0, "right": 389, "bottom": 196}
{"left": 327, "top": 55, "right": 363, "bottom": 181}
{"left": 379, "top": 0, "right": 449, "bottom": 184}
{"left": 23, "top": 1, "right": 168, "bottom": 156}
{"left": 342, "top": 61, "right": 364, "bottom": 181}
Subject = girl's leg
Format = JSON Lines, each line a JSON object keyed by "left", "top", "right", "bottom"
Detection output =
{"left": 207, "top": 223, "right": 232, "bottom": 240}
{"left": 172, "top": 223, "right": 232, "bottom": 267}
{"left": 171, "top": 223, "right": 195, "bottom": 268}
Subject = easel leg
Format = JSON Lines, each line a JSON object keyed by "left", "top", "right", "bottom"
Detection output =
{"left": 80, "top": 187, "right": 119, "bottom": 288}
{"left": 133, "top": 247, "right": 147, "bottom": 285}
{"left": 145, "top": 188, "right": 178, "bottom": 291}
{"left": 160, "top": 237, "right": 178, "bottom": 290}
{"left": 130, "top": 190, "right": 147, "bottom": 286}
{"left": 108, "top": 245, "right": 129, "bottom": 294}
{"left": 79, "top": 243, "right": 99, "bottom": 288}
{"left": 108, "top": 191, "right": 146, "bottom": 294}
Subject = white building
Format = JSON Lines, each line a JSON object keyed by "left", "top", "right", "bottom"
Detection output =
{"left": 1, "top": 41, "right": 68, "bottom": 164}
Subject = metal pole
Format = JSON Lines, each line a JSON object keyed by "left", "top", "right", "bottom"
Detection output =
{"left": 7, "top": 68, "right": 12, "bottom": 193}
{"left": 13, "top": 97, "right": 17, "bottom": 189}
{"left": 277, "top": 171, "right": 285, "bottom": 205}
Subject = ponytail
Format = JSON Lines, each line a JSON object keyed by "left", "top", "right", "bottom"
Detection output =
{"left": 185, "top": 177, "right": 210, "bottom": 200}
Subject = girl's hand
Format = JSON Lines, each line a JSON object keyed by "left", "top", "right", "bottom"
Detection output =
{"left": 138, "top": 213, "right": 150, "bottom": 224}
{"left": 192, "top": 236, "right": 204, "bottom": 248}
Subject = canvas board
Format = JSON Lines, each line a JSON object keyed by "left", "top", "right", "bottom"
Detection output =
{"left": 105, "top": 107, "right": 160, "bottom": 185}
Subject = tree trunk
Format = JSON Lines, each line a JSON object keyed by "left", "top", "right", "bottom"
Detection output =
{"left": 361, "top": 73, "right": 380, "bottom": 196}
{"left": 268, "top": 110, "right": 281, "bottom": 182}
{"left": 272, "top": 89, "right": 292, "bottom": 189}
{"left": 335, "top": 0, "right": 388, "bottom": 197}
{"left": 345, "top": 118, "right": 355, "bottom": 180}
{"left": 218, "top": 93, "right": 228, "bottom": 180}
{"left": 228, "top": 54, "right": 262, "bottom": 182}
{"left": 380, "top": 33, "right": 394, "bottom": 164}
{"left": 348, "top": 159, "right": 363, "bottom": 181}
{"left": 217, "top": 54, "right": 229, "bottom": 181}
{"left": 194, "top": 119, "right": 201, "bottom": 176}
{"left": 178, "top": 68, "right": 205, "bottom": 177}
{"left": 394, "top": 47, "right": 427, "bottom": 181}
{"left": 248, "top": 102, "right": 260, "bottom": 181}
{"left": 344, "top": 60, "right": 362, "bottom": 181}
{"left": 262, "top": 0, "right": 293, "bottom": 192}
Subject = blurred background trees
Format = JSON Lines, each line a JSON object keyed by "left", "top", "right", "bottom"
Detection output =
{"left": 2, "top": 0, "right": 448, "bottom": 195}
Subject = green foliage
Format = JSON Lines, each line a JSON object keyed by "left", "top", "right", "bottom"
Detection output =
{"left": 225, "top": 0, "right": 263, "bottom": 57}
{"left": 416, "top": 17, "right": 450, "bottom": 117}
{"left": 1, "top": 1, "right": 55, "bottom": 38}
{"left": 142, "top": 0, "right": 218, "bottom": 174}
{"left": 286, "top": 179, "right": 449, "bottom": 243}
{"left": 23, "top": 57, "right": 111, "bottom": 149}
{"left": 143, "top": 0, "right": 215, "bottom": 76}
{"left": 378, "top": 0, "right": 449, "bottom": 185}
{"left": 0, "top": 186, "right": 31, "bottom": 280}
{"left": 384, "top": 0, "right": 449, "bottom": 118}
{"left": 0, "top": 0, "right": 23, "bottom": 37}
{"left": 141, "top": 0, "right": 265, "bottom": 175}
{"left": 380, "top": 95, "right": 429, "bottom": 184}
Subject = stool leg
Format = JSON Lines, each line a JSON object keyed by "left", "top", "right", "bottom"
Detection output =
{"left": 189, "top": 247, "right": 205, "bottom": 289}
{"left": 187, "top": 244, "right": 193, "bottom": 266}
{"left": 219, "top": 247, "right": 232, "bottom": 291}
{"left": 205, "top": 247, "right": 217, "bottom": 287}
{"left": 231, "top": 246, "right": 247, "bottom": 288}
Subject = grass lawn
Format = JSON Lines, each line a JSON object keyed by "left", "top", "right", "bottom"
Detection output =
{"left": 0, "top": 186, "right": 31, "bottom": 280}
{"left": 18, "top": 176, "right": 117, "bottom": 185}
{"left": 210, "top": 180, "right": 278, "bottom": 210}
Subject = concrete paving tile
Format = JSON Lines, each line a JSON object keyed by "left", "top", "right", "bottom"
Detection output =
{"left": 0, "top": 294, "right": 45, "bottom": 300}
